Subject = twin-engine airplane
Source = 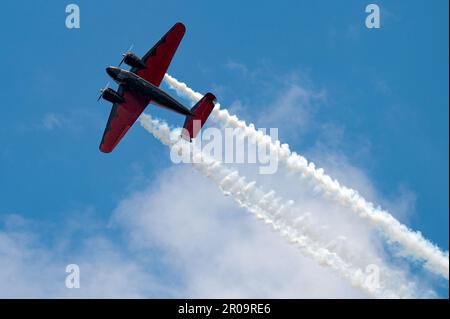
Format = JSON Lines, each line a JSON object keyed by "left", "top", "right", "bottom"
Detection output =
{"left": 98, "top": 22, "right": 215, "bottom": 153}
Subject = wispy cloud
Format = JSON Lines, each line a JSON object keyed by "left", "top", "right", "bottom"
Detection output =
{"left": 41, "top": 113, "right": 63, "bottom": 130}
{"left": 137, "top": 113, "right": 427, "bottom": 298}
{"left": 113, "top": 167, "right": 368, "bottom": 298}
{"left": 163, "top": 73, "right": 449, "bottom": 281}
{"left": 22, "top": 108, "right": 104, "bottom": 134}
{"left": 0, "top": 68, "right": 445, "bottom": 298}
{"left": 0, "top": 211, "right": 166, "bottom": 298}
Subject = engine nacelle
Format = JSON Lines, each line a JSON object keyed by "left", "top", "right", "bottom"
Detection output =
{"left": 123, "top": 52, "right": 146, "bottom": 69}
{"left": 102, "top": 88, "right": 124, "bottom": 104}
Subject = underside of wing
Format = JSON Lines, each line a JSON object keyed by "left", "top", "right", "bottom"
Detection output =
{"left": 99, "top": 87, "right": 149, "bottom": 153}
{"left": 132, "top": 22, "right": 186, "bottom": 87}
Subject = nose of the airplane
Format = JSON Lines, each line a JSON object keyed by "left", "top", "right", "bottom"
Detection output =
{"left": 106, "top": 66, "right": 120, "bottom": 79}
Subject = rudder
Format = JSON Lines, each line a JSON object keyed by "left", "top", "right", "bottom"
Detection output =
{"left": 182, "top": 93, "right": 216, "bottom": 141}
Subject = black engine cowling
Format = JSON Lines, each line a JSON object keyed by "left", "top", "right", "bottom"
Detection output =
{"left": 123, "top": 52, "right": 146, "bottom": 69}
{"left": 102, "top": 88, "right": 124, "bottom": 104}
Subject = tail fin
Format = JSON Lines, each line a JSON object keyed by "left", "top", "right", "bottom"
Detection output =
{"left": 182, "top": 93, "right": 216, "bottom": 141}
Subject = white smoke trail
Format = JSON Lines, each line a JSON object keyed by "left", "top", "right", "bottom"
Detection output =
{"left": 163, "top": 74, "right": 449, "bottom": 280}
{"left": 139, "top": 113, "right": 419, "bottom": 298}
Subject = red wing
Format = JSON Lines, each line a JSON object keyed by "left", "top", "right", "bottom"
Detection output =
{"left": 99, "top": 87, "right": 150, "bottom": 153}
{"left": 132, "top": 22, "right": 186, "bottom": 87}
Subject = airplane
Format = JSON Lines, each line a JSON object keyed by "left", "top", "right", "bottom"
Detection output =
{"left": 97, "top": 22, "right": 216, "bottom": 153}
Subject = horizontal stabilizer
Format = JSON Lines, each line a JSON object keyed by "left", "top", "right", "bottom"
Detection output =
{"left": 182, "top": 93, "right": 216, "bottom": 141}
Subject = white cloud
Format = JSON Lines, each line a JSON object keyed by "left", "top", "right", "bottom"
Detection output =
{"left": 159, "top": 71, "right": 443, "bottom": 295}
{"left": 225, "top": 60, "right": 249, "bottom": 76}
{"left": 28, "top": 109, "right": 104, "bottom": 133}
{"left": 42, "top": 113, "right": 62, "bottom": 130}
{"left": 0, "top": 213, "right": 164, "bottom": 298}
{"left": 113, "top": 166, "right": 367, "bottom": 298}
{"left": 0, "top": 157, "right": 435, "bottom": 298}
{"left": 0, "top": 67, "right": 444, "bottom": 298}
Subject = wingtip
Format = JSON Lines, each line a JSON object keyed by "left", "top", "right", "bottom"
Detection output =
{"left": 205, "top": 92, "right": 217, "bottom": 103}
{"left": 99, "top": 144, "right": 112, "bottom": 154}
{"left": 174, "top": 22, "right": 186, "bottom": 33}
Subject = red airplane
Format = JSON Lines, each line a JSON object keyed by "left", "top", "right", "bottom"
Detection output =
{"left": 98, "top": 22, "right": 215, "bottom": 153}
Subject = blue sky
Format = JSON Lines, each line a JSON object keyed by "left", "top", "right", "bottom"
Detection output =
{"left": 0, "top": 0, "right": 448, "bottom": 297}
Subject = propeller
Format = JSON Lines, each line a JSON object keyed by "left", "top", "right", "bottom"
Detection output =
{"left": 118, "top": 44, "right": 134, "bottom": 67}
{"left": 97, "top": 82, "right": 110, "bottom": 102}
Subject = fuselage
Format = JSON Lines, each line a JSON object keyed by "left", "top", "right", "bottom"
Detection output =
{"left": 106, "top": 66, "right": 192, "bottom": 116}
